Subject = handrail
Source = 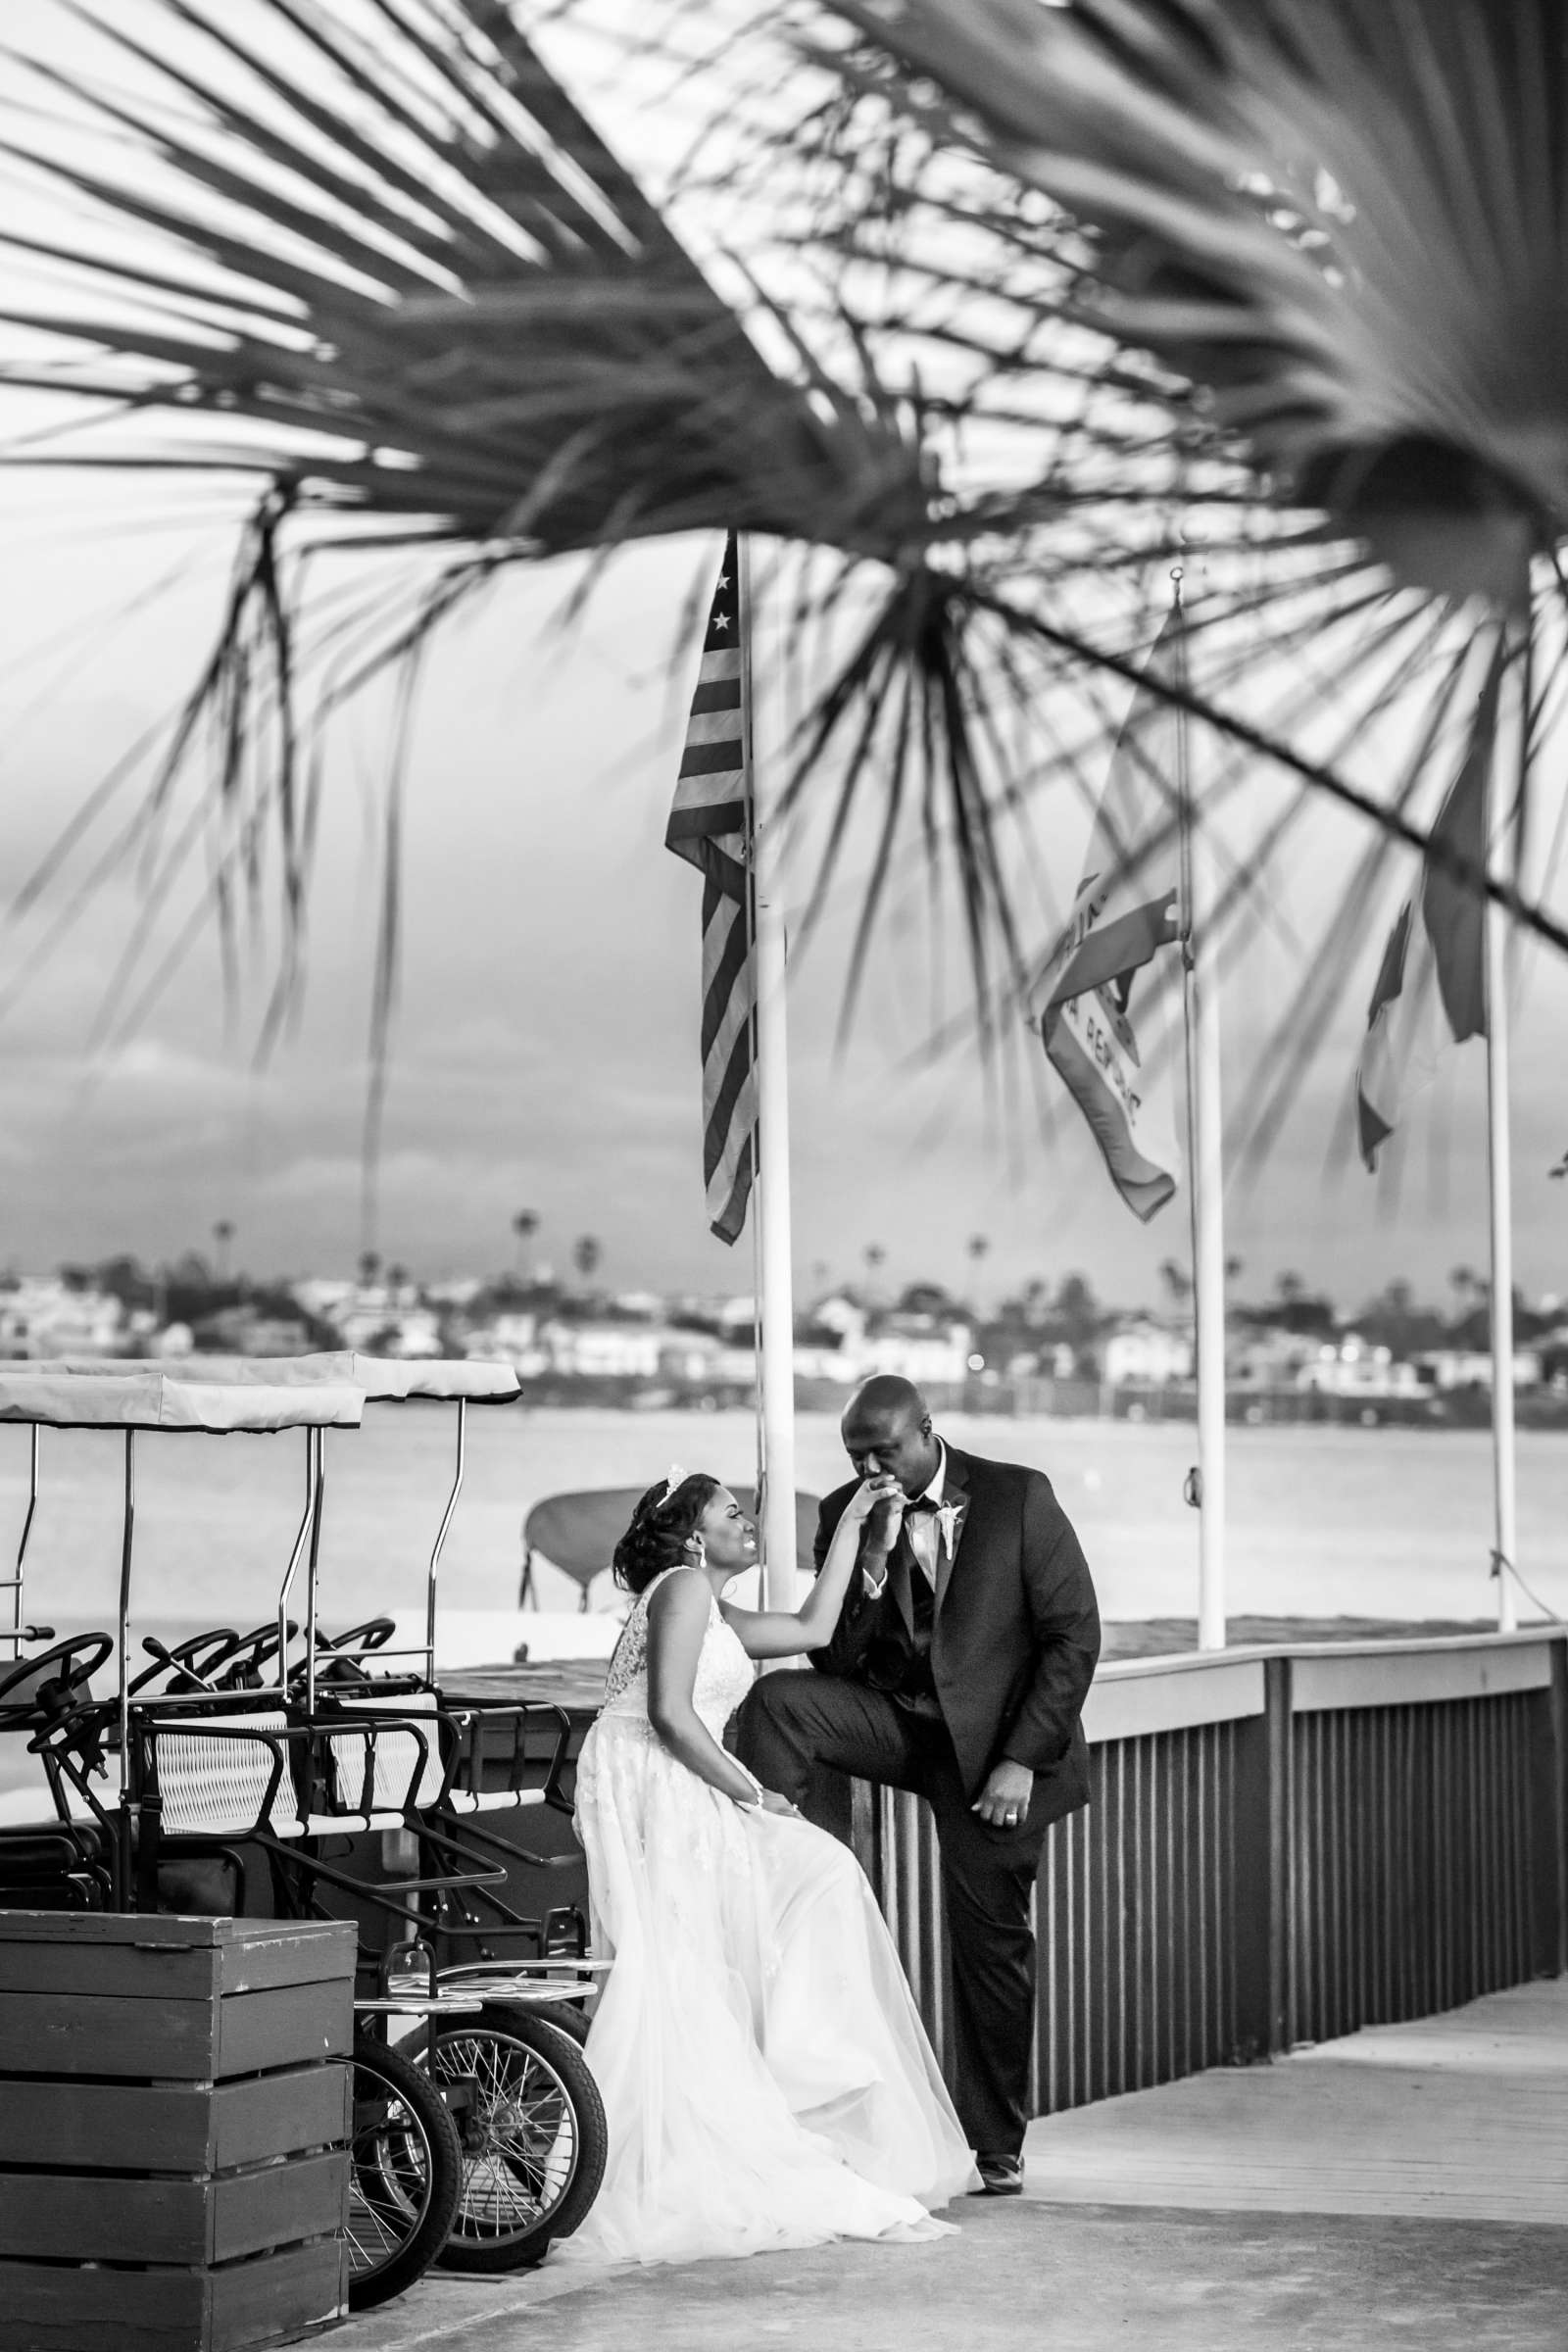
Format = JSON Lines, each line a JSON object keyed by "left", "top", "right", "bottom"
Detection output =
{"left": 1094, "top": 1626, "right": 1560, "bottom": 1680}
{"left": 1086, "top": 1627, "right": 1561, "bottom": 1740}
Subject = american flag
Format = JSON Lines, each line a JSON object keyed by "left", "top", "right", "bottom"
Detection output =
{"left": 665, "top": 531, "right": 758, "bottom": 1245}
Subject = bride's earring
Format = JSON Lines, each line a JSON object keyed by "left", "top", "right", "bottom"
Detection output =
{"left": 688, "top": 1534, "right": 707, "bottom": 1569}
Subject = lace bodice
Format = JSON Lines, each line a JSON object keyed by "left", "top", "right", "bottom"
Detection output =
{"left": 599, "top": 1568, "right": 756, "bottom": 1739}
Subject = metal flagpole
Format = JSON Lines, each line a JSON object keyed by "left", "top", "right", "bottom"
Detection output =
{"left": 740, "top": 536, "right": 801, "bottom": 1609}
{"left": 1488, "top": 626, "right": 1527, "bottom": 1634}
{"left": 1175, "top": 568, "right": 1227, "bottom": 1650}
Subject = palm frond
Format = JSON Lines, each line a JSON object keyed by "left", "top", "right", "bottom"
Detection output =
{"left": 2, "top": 0, "right": 1568, "bottom": 1184}
{"left": 825, "top": 0, "right": 1568, "bottom": 602}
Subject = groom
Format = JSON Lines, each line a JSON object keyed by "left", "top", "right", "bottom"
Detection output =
{"left": 737, "top": 1374, "right": 1100, "bottom": 2195}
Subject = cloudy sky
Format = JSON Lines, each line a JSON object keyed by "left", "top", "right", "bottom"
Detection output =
{"left": 0, "top": 5, "right": 1565, "bottom": 1316}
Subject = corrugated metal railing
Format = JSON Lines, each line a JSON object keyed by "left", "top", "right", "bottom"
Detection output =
{"left": 850, "top": 1631, "right": 1568, "bottom": 2115}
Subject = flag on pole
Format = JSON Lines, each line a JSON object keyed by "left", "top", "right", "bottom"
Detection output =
{"left": 665, "top": 531, "right": 758, "bottom": 1245}
{"left": 1355, "top": 659, "right": 1499, "bottom": 1169}
{"left": 1039, "top": 613, "right": 1185, "bottom": 1222}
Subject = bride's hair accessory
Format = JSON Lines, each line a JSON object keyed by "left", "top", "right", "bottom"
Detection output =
{"left": 613, "top": 1468, "right": 719, "bottom": 1598}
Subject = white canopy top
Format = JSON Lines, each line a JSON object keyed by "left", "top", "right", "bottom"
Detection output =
{"left": 23, "top": 1351, "right": 519, "bottom": 1404}
{"left": 0, "top": 1367, "right": 366, "bottom": 1433}
{"left": 270, "top": 1352, "right": 521, "bottom": 1403}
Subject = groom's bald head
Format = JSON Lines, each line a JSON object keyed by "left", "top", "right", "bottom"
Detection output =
{"left": 841, "top": 1375, "right": 940, "bottom": 1494}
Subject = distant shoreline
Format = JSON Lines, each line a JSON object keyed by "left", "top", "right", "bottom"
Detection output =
{"left": 498, "top": 1378, "right": 1568, "bottom": 1434}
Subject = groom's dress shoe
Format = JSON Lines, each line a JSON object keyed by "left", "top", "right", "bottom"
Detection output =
{"left": 974, "top": 2153, "right": 1024, "bottom": 2196}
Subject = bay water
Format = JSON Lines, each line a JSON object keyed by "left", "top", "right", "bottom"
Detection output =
{"left": 3, "top": 1404, "right": 1562, "bottom": 1635}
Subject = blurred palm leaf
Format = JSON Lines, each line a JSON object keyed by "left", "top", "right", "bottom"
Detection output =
{"left": 1, "top": 0, "right": 1566, "bottom": 1142}
{"left": 826, "top": 0, "right": 1567, "bottom": 603}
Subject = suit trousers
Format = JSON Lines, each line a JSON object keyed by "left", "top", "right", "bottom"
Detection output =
{"left": 735, "top": 1668, "right": 1047, "bottom": 2158}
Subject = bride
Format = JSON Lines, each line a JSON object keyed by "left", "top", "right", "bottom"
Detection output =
{"left": 559, "top": 1468, "right": 978, "bottom": 2265}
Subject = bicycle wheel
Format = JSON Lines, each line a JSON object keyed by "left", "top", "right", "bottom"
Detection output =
{"left": 414, "top": 2005, "right": 608, "bottom": 2272}
{"left": 347, "top": 2033, "right": 463, "bottom": 2311}
{"left": 531, "top": 1995, "right": 592, "bottom": 2046}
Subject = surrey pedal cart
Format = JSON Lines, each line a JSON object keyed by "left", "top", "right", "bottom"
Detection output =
{"left": 0, "top": 1356, "right": 607, "bottom": 2314}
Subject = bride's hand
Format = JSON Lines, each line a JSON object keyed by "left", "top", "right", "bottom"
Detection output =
{"left": 760, "top": 1789, "right": 801, "bottom": 1817}
{"left": 848, "top": 1471, "right": 906, "bottom": 1550}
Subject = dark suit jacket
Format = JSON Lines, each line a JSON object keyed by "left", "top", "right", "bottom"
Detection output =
{"left": 808, "top": 1444, "right": 1101, "bottom": 1815}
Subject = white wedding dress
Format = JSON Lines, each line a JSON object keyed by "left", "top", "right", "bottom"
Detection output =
{"left": 558, "top": 1565, "right": 977, "bottom": 2265}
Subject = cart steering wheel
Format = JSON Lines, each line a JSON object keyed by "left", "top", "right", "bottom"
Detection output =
{"left": 217, "top": 1620, "right": 297, "bottom": 1689}
{"left": 0, "top": 1632, "right": 115, "bottom": 1728}
{"left": 320, "top": 1616, "right": 397, "bottom": 1653}
{"left": 128, "top": 1626, "right": 240, "bottom": 1695}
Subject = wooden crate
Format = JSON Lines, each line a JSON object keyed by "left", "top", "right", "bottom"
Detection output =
{"left": 0, "top": 2240, "right": 348, "bottom": 2352}
{"left": 0, "top": 1912, "right": 354, "bottom": 2079}
{"left": 0, "top": 1913, "right": 357, "bottom": 2352}
{"left": 0, "top": 2066, "right": 351, "bottom": 2175}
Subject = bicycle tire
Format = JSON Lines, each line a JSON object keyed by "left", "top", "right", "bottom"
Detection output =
{"left": 532, "top": 1995, "right": 591, "bottom": 2046}
{"left": 347, "top": 2032, "right": 463, "bottom": 2311}
{"left": 408, "top": 2004, "right": 608, "bottom": 2272}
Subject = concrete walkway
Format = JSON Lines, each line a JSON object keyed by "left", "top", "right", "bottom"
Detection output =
{"left": 337, "top": 1983, "right": 1568, "bottom": 2352}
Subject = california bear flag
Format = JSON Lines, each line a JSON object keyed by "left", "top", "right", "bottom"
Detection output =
{"left": 1039, "top": 615, "right": 1184, "bottom": 1222}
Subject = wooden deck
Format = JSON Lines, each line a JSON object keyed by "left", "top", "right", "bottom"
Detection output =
{"left": 1022, "top": 1980, "right": 1568, "bottom": 2225}
{"left": 341, "top": 1979, "right": 1568, "bottom": 2352}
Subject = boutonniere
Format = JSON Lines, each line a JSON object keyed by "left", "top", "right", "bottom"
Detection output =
{"left": 936, "top": 1498, "right": 964, "bottom": 1558}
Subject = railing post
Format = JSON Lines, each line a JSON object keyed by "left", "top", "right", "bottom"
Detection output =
{"left": 1528, "top": 1634, "right": 1568, "bottom": 1979}
{"left": 1232, "top": 1654, "right": 1293, "bottom": 2059}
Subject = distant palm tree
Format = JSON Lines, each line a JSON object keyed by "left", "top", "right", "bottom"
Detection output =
{"left": 358, "top": 1250, "right": 382, "bottom": 1291}
{"left": 863, "top": 1245, "right": 887, "bottom": 1305}
{"left": 212, "top": 1221, "right": 234, "bottom": 1284}
{"left": 1158, "top": 1259, "right": 1193, "bottom": 1309}
{"left": 573, "top": 1236, "right": 602, "bottom": 1288}
{"left": 966, "top": 1235, "right": 991, "bottom": 1315}
{"left": 513, "top": 1211, "right": 539, "bottom": 1282}
{"left": 387, "top": 1262, "right": 409, "bottom": 1298}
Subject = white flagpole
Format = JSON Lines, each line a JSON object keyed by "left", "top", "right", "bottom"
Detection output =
{"left": 1488, "top": 898, "right": 1517, "bottom": 1632}
{"left": 741, "top": 537, "right": 801, "bottom": 1609}
{"left": 1487, "top": 631, "right": 1525, "bottom": 1634}
{"left": 1175, "top": 570, "right": 1227, "bottom": 1651}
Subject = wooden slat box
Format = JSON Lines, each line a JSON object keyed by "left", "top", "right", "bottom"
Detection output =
{"left": 0, "top": 2066, "right": 351, "bottom": 2174}
{"left": 0, "top": 1913, "right": 355, "bottom": 2079}
{"left": 0, "top": 2240, "right": 348, "bottom": 2352}
{"left": 0, "top": 1913, "right": 356, "bottom": 2352}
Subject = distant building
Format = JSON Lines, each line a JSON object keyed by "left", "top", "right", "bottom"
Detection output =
{"left": 864, "top": 1310, "right": 973, "bottom": 1389}
{"left": 464, "top": 1309, "right": 545, "bottom": 1373}
{"left": 791, "top": 1293, "right": 972, "bottom": 1388}
{"left": 0, "top": 1277, "right": 125, "bottom": 1359}
{"left": 1230, "top": 1326, "right": 1328, "bottom": 1388}
{"left": 190, "top": 1305, "right": 316, "bottom": 1358}
{"left": 608, "top": 1291, "right": 664, "bottom": 1323}
{"left": 1413, "top": 1347, "right": 1542, "bottom": 1392}
{"left": 1296, "top": 1334, "right": 1432, "bottom": 1398}
{"left": 1101, "top": 1317, "right": 1193, "bottom": 1387}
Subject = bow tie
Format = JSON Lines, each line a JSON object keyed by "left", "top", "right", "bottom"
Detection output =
{"left": 903, "top": 1494, "right": 941, "bottom": 1516}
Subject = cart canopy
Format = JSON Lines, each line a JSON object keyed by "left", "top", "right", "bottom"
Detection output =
{"left": 0, "top": 1366, "right": 365, "bottom": 1432}
{"left": 21, "top": 1351, "right": 518, "bottom": 1404}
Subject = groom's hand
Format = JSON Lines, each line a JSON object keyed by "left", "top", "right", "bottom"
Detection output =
{"left": 971, "top": 1759, "right": 1034, "bottom": 1831}
{"left": 853, "top": 1474, "right": 905, "bottom": 1598}
{"left": 860, "top": 1472, "right": 906, "bottom": 1549}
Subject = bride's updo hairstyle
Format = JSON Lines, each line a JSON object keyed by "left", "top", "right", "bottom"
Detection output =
{"left": 612, "top": 1472, "right": 722, "bottom": 1596}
